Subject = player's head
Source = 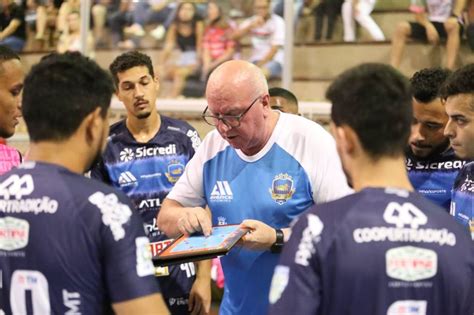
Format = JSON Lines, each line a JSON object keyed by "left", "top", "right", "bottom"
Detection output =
{"left": 441, "top": 64, "right": 474, "bottom": 159}
{"left": 22, "top": 52, "right": 114, "bottom": 168}
{"left": 0, "top": 45, "right": 24, "bottom": 139}
{"left": 109, "top": 51, "right": 159, "bottom": 120}
{"left": 327, "top": 63, "right": 412, "bottom": 168}
{"left": 204, "top": 60, "right": 271, "bottom": 155}
{"left": 409, "top": 68, "right": 451, "bottom": 158}
{"left": 269, "top": 87, "right": 299, "bottom": 114}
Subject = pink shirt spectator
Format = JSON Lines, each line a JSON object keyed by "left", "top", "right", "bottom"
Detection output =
{"left": 203, "top": 22, "right": 236, "bottom": 60}
{"left": 0, "top": 143, "right": 21, "bottom": 175}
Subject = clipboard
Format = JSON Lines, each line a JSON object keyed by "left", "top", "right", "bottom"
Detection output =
{"left": 153, "top": 224, "right": 248, "bottom": 266}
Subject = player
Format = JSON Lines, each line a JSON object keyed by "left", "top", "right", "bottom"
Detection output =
{"left": 269, "top": 87, "right": 299, "bottom": 115}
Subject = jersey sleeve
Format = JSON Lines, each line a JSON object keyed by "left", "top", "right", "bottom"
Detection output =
{"left": 268, "top": 212, "right": 324, "bottom": 315}
{"left": 86, "top": 189, "right": 160, "bottom": 302}
{"left": 90, "top": 158, "right": 112, "bottom": 184}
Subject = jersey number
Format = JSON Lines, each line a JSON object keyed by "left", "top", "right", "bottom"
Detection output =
{"left": 10, "top": 270, "right": 51, "bottom": 314}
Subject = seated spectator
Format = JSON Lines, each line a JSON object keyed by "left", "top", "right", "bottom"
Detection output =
{"left": 56, "top": 0, "right": 79, "bottom": 34}
{"left": 269, "top": 87, "right": 299, "bottom": 114}
{"left": 159, "top": 1, "right": 203, "bottom": 98}
{"left": 406, "top": 67, "right": 464, "bottom": 211}
{"left": 25, "top": 0, "right": 59, "bottom": 42}
{"left": 0, "top": 0, "right": 27, "bottom": 52}
{"left": 107, "top": 0, "right": 135, "bottom": 49}
{"left": 57, "top": 10, "right": 95, "bottom": 58}
{"left": 232, "top": 0, "right": 285, "bottom": 79}
{"left": 390, "top": 0, "right": 463, "bottom": 70}
{"left": 313, "top": 0, "right": 343, "bottom": 41}
{"left": 202, "top": 0, "right": 237, "bottom": 81}
{"left": 342, "top": 0, "right": 385, "bottom": 41}
{"left": 91, "top": 0, "right": 120, "bottom": 48}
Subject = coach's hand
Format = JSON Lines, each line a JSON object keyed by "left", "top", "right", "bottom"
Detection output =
{"left": 177, "top": 207, "right": 212, "bottom": 236}
{"left": 240, "top": 220, "right": 277, "bottom": 251}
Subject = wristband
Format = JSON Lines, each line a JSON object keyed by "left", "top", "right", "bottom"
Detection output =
{"left": 270, "top": 229, "right": 284, "bottom": 254}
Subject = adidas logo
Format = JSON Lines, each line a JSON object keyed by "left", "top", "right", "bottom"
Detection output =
{"left": 210, "top": 181, "right": 233, "bottom": 202}
{"left": 118, "top": 171, "right": 137, "bottom": 187}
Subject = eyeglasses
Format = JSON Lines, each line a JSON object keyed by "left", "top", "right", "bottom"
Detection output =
{"left": 202, "top": 95, "right": 262, "bottom": 128}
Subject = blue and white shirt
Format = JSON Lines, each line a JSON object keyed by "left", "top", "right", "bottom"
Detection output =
{"left": 168, "top": 112, "right": 351, "bottom": 315}
{"left": 91, "top": 116, "right": 200, "bottom": 307}
{"left": 269, "top": 188, "right": 474, "bottom": 315}
{"left": 450, "top": 161, "right": 474, "bottom": 240}
{"left": 406, "top": 147, "right": 464, "bottom": 211}
{"left": 0, "top": 161, "right": 160, "bottom": 314}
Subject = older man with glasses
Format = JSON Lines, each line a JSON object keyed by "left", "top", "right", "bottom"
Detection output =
{"left": 158, "top": 60, "right": 351, "bottom": 315}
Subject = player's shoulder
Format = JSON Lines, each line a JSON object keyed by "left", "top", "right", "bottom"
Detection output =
{"left": 109, "top": 119, "right": 127, "bottom": 136}
{"left": 161, "top": 115, "right": 197, "bottom": 135}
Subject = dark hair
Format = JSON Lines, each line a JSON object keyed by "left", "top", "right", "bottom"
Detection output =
{"left": 0, "top": 45, "right": 20, "bottom": 75}
{"left": 440, "top": 64, "right": 474, "bottom": 106}
{"left": 269, "top": 87, "right": 298, "bottom": 106}
{"left": 174, "top": 1, "right": 200, "bottom": 25}
{"left": 410, "top": 68, "right": 451, "bottom": 103}
{"left": 109, "top": 50, "right": 154, "bottom": 87}
{"left": 22, "top": 52, "right": 114, "bottom": 142}
{"left": 326, "top": 63, "right": 412, "bottom": 159}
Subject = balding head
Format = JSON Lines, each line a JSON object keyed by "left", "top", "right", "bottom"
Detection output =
{"left": 206, "top": 60, "right": 268, "bottom": 105}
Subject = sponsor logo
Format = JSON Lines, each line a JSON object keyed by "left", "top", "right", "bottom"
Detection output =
{"left": 386, "top": 246, "right": 437, "bottom": 282}
{"left": 119, "top": 145, "right": 177, "bottom": 162}
{"left": 150, "top": 239, "right": 173, "bottom": 256}
{"left": 144, "top": 218, "right": 160, "bottom": 235}
{"left": 88, "top": 192, "right": 132, "bottom": 241}
{"left": 353, "top": 202, "right": 456, "bottom": 246}
{"left": 138, "top": 198, "right": 161, "bottom": 209}
{"left": 210, "top": 181, "right": 233, "bottom": 202}
{"left": 460, "top": 174, "right": 474, "bottom": 193}
{"left": 187, "top": 129, "right": 201, "bottom": 151}
{"left": 217, "top": 216, "right": 227, "bottom": 226}
{"left": 165, "top": 160, "right": 184, "bottom": 184}
{"left": 63, "top": 290, "right": 81, "bottom": 314}
{"left": 269, "top": 173, "right": 295, "bottom": 205}
{"left": 0, "top": 175, "right": 58, "bottom": 215}
{"left": 135, "top": 237, "right": 155, "bottom": 277}
{"left": 0, "top": 217, "right": 29, "bottom": 251}
{"left": 406, "top": 158, "right": 464, "bottom": 171}
{"left": 118, "top": 171, "right": 137, "bottom": 187}
{"left": 295, "top": 214, "right": 323, "bottom": 266}
{"left": 387, "top": 300, "right": 427, "bottom": 315}
{"left": 169, "top": 297, "right": 188, "bottom": 306}
{"left": 269, "top": 265, "right": 289, "bottom": 304}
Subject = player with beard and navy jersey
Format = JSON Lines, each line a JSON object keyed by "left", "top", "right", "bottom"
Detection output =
{"left": 406, "top": 68, "right": 465, "bottom": 211}
{"left": 90, "top": 51, "right": 210, "bottom": 315}
{"left": 269, "top": 64, "right": 474, "bottom": 315}
{"left": 0, "top": 53, "right": 168, "bottom": 314}
{"left": 441, "top": 64, "right": 474, "bottom": 240}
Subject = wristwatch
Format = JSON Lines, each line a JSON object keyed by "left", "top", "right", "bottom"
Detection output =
{"left": 270, "top": 229, "right": 284, "bottom": 254}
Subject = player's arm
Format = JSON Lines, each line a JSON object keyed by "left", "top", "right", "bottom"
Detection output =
{"left": 268, "top": 213, "right": 323, "bottom": 315}
{"left": 113, "top": 293, "right": 170, "bottom": 315}
{"left": 188, "top": 259, "right": 212, "bottom": 315}
{"left": 158, "top": 198, "right": 212, "bottom": 238}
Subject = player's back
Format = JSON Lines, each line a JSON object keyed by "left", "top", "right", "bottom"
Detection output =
{"left": 0, "top": 161, "right": 159, "bottom": 314}
{"left": 270, "top": 187, "right": 474, "bottom": 315}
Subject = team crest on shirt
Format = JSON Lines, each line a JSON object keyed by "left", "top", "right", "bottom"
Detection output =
{"left": 269, "top": 173, "right": 295, "bottom": 205}
{"left": 165, "top": 160, "right": 185, "bottom": 184}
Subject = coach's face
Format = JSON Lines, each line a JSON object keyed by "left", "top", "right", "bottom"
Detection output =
{"left": 409, "top": 97, "right": 449, "bottom": 158}
{"left": 0, "top": 59, "right": 24, "bottom": 138}
{"left": 444, "top": 93, "right": 474, "bottom": 159}
{"left": 116, "top": 66, "right": 159, "bottom": 120}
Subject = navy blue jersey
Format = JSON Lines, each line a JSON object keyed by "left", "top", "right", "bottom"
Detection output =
{"left": 450, "top": 161, "right": 474, "bottom": 240}
{"left": 90, "top": 116, "right": 200, "bottom": 307}
{"left": 406, "top": 147, "right": 464, "bottom": 211}
{"left": 269, "top": 188, "right": 474, "bottom": 315}
{"left": 0, "top": 161, "right": 160, "bottom": 314}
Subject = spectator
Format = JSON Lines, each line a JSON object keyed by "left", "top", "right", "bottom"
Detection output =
{"left": 269, "top": 87, "right": 299, "bottom": 114}
{"left": 0, "top": 0, "right": 27, "bottom": 52}
{"left": 406, "top": 67, "right": 464, "bottom": 211}
{"left": 157, "top": 60, "right": 351, "bottom": 315}
{"left": 0, "top": 51, "right": 170, "bottom": 315}
{"left": 313, "top": 0, "right": 343, "bottom": 41}
{"left": 202, "top": 0, "right": 237, "bottom": 81}
{"left": 441, "top": 64, "right": 474, "bottom": 240}
{"left": 0, "top": 45, "right": 23, "bottom": 175}
{"left": 56, "top": 0, "right": 79, "bottom": 34}
{"left": 269, "top": 63, "right": 474, "bottom": 315}
{"left": 342, "top": 0, "right": 385, "bottom": 41}
{"left": 159, "top": 1, "right": 203, "bottom": 98}
{"left": 91, "top": 0, "right": 120, "bottom": 47}
{"left": 390, "top": 0, "right": 464, "bottom": 70}
{"left": 232, "top": 0, "right": 285, "bottom": 79}
{"left": 57, "top": 10, "right": 95, "bottom": 58}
